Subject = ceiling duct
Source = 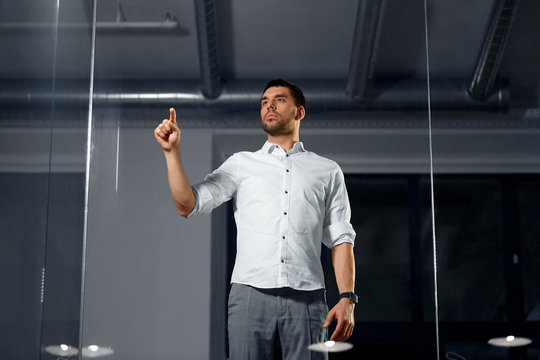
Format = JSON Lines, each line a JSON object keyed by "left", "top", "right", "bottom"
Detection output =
{"left": 193, "top": 0, "right": 222, "bottom": 99}
{"left": 0, "top": 18, "right": 182, "bottom": 33}
{"left": 347, "top": 0, "right": 384, "bottom": 101}
{"left": 469, "top": 0, "right": 520, "bottom": 101}
{"left": 0, "top": 79, "right": 509, "bottom": 114}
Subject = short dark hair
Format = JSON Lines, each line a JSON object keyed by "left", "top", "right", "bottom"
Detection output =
{"left": 263, "top": 79, "right": 306, "bottom": 108}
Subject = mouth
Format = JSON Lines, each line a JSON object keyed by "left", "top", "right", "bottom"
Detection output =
{"left": 265, "top": 112, "right": 277, "bottom": 119}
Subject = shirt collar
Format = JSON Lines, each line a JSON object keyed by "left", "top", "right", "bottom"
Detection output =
{"left": 262, "top": 141, "right": 306, "bottom": 155}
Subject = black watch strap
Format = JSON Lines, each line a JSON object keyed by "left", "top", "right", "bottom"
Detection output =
{"left": 339, "top": 292, "right": 358, "bottom": 304}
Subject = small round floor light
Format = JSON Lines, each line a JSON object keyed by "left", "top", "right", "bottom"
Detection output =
{"left": 488, "top": 335, "right": 532, "bottom": 347}
{"left": 82, "top": 345, "right": 114, "bottom": 358}
{"left": 44, "top": 344, "right": 79, "bottom": 357}
{"left": 308, "top": 341, "right": 353, "bottom": 352}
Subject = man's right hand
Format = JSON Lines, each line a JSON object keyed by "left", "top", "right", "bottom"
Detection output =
{"left": 154, "top": 108, "right": 180, "bottom": 152}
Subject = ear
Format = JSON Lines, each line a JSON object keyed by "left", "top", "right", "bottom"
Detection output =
{"left": 295, "top": 106, "right": 305, "bottom": 121}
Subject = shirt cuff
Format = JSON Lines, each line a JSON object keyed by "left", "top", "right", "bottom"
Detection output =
{"left": 186, "top": 186, "right": 198, "bottom": 218}
{"left": 323, "top": 221, "right": 356, "bottom": 248}
{"left": 187, "top": 183, "right": 215, "bottom": 217}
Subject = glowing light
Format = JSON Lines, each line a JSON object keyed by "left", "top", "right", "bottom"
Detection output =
{"left": 44, "top": 345, "right": 78, "bottom": 356}
{"left": 488, "top": 336, "right": 532, "bottom": 347}
{"left": 81, "top": 345, "right": 114, "bottom": 358}
{"left": 308, "top": 341, "right": 353, "bottom": 353}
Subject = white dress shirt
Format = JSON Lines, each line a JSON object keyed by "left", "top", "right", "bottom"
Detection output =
{"left": 188, "top": 141, "right": 356, "bottom": 291}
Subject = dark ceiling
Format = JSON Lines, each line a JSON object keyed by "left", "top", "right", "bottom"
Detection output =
{"left": 0, "top": 0, "right": 539, "bottom": 115}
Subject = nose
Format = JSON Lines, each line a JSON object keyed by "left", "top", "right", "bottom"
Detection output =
{"left": 266, "top": 100, "right": 276, "bottom": 110}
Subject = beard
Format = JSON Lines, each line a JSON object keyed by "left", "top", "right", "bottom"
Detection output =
{"left": 261, "top": 110, "right": 296, "bottom": 136}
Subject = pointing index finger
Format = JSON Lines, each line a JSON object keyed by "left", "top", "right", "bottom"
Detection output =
{"left": 169, "top": 108, "right": 176, "bottom": 124}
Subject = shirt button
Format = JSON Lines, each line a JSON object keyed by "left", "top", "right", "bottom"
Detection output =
{"left": 286, "top": 154, "right": 289, "bottom": 157}
{"left": 284, "top": 212, "right": 287, "bottom": 215}
{"left": 281, "top": 259, "right": 285, "bottom": 263}
{"left": 282, "top": 236, "right": 285, "bottom": 239}
{"left": 286, "top": 169, "right": 289, "bottom": 172}
{"left": 285, "top": 190, "right": 288, "bottom": 194}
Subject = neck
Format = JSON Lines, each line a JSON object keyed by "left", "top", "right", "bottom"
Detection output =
{"left": 267, "top": 134, "right": 299, "bottom": 152}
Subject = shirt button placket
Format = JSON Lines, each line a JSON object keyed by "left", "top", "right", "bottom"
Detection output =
{"left": 280, "top": 153, "right": 291, "bottom": 284}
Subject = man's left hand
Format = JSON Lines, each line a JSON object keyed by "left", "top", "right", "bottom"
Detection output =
{"left": 323, "top": 298, "right": 355, "bottom": 341}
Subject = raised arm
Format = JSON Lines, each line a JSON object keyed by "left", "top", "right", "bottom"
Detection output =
{"left": 154, "top": 108, "right": 195, "bottom": 217}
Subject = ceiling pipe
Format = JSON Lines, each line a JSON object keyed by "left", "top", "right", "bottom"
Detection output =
{"left": 193, "top": 0, "right": 223, "bottom": 99}
{"left": 0, "top": 18, "right": 181, "bottom": 33}
{"left": 0, "top": 79, "right": 509, "bottom": 113}
{"left": 347, "top": 0, "right": 384, "bottom": 101}
{"left": 469, "top": 0, "right": 520, "bottom": 101}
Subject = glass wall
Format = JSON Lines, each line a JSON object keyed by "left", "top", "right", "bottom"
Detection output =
{"left": 56, "top": 0, "right": 435, "bottom": 359}
{"left": 79, "top": 1, "right": 208, "bottom": 359}
{"left": 0, "top": 0, "right": 95, "bottom": 359}
{"left": 430, "top": 1, "right": 540, "bottom": 359}
{"left": 0, "top": 1, "right": 452, "bottom": 360}
{"left": 15, "top": 1, "right": 540, "bottom": 359}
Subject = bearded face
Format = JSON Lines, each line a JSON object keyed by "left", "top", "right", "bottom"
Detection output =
{"left": 261, "top": 108, "right": 298, "bottom": 136}
{"left": 260, "top": 86, "right": 302, "bottom": 136}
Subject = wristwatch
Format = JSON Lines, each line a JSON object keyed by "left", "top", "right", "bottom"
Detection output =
{"left": 339, "top": 292, "right": 358, "bottom": 304}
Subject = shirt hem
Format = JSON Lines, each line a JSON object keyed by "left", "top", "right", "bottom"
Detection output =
{"left": 230, "top": 280, "right": 326, "bottom": 292}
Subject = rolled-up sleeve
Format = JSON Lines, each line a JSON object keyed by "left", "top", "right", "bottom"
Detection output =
{"left": 322, "top": 164, "right": 356, "bottom": 248}
{"left": 187, "top": 154, "right": 238, "bottom": 217}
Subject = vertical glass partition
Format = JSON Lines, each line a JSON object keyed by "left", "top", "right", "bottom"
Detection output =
{"left": 329, "top": 1, "right": 436, "bottom": 358}
{"left": 0, "top": 0, "right": 95, "bottom": 359}
{"left": 429, "top": 0, "right": 540, "bottom": 359}
{"left": 0, "top": 3, "right": 58, "bottom": 357}
{"left": 0, "top": 0, "right": 448, "bottom": 359}
{"left": 80, "top": 1, "right": 205, "bottom": 359}
{"left": 80, "top": 1, "right": 438, "bottom": 360}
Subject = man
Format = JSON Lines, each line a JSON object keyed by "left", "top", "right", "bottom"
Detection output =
{"left": 154, "top": 79, "right": 356, "bottom": 359}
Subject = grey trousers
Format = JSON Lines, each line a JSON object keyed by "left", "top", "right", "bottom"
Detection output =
{"left": 227, "top": 283, "right": 329, "bottom": 360}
